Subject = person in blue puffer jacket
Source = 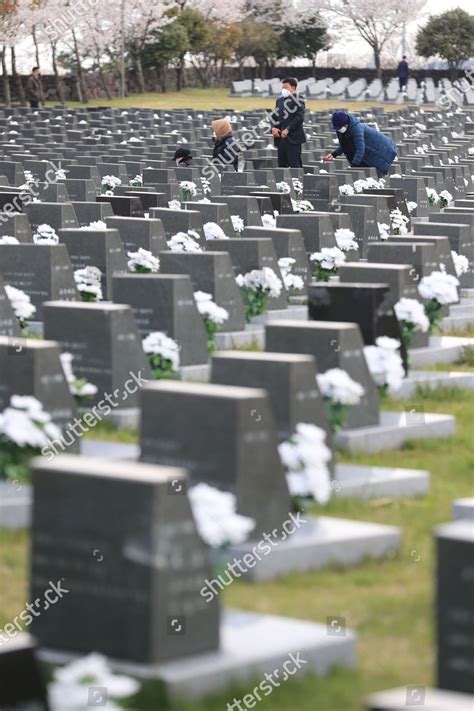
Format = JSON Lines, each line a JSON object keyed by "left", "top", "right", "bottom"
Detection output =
{"left": 324, "top": 111, "right": 397, "bottom": 177}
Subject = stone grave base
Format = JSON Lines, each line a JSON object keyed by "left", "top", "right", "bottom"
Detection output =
{"left": 215, "top": 324, "right": 264, "bottom": 349}
{"left": 288, "top": 295, "right": 308, "bottom": 305}
{"left": 219, "top": 516, "right": 401, "bottom": 582}
{"left": 180, "top": 363, "right": 211, "bottom": 382}
{"left": 452, "top": 497, "right": 474, "bottom": 520}
{"left": 335, "top": 464, "right": 430, "bottom": 500}
{"left": 81, "top": 439, "right": 138, "bottom": 458}
{"left": 366, "top": 686, "right": 474, "bottom": 710}
{"left": 410, "top": 336, "right": 474, "bottom": 367}
{"left": 393, "top": 370, "right": 474, "bottom": 399}
{"left": 335, "top": 411, "right": 455, "bottom": 453}
{"left": 0, "top": 481, "right": 31, "bottom": 529}
{"left": 84, "top": 406, "right": 140, "bottom": 430}
{"left": 39, "top": 610, "right": 356, "bottom": 702}
{"left": 251, "top": 304, "right": 308, "bottom": 324}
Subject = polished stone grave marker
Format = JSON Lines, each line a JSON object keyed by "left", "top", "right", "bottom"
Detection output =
{"left": 106, "top": 216, "right": 167, "bottom": 255}
{"left": 0, "top": 633, "right": 50, "bottom": 710}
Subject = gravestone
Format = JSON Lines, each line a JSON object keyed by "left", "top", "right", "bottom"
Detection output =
{"left": 140, "top": 381, "right": 292, "bottom": 536}
{"left": 186, "top": 201, "right": 233, "bottom": 236}
{"left": 210, "top": 238, "right": 288, "bottom": 309}
{"left": 149, "top": 208, "right": 204, "bottom": 239}
{"left": 211, "top": 351, "right": 334, "bottom": 459}
{"left": 97, "top": 195, "right": 145, "bottom": 218}
{"left": 367, "top": 241, "right": 438, "bottom": 281}
{"left": 436, "top": 520, "right": 474, "bottom": 694}
{"left": 265, "top": 320, "right": 380, "bottom": 429}
{"left": 23, "top": 202, "right": 79, "bottom": 232}
{"left": 159, "top": 251, "right": 246, "bottom": 332}
{"left": 43, "top": 302, "right": 150, "bottom": 408}
{"left": 124, "top": 190, "right": 169, "bottom": 211}
{"left": 339, "top": 193, "right": 391, "bottom": 227}
{"left": 211, "top": 195, "right": 262, "bottom": 226}
{"left": 112, "top": 274, "right": 208, "bottom": 366}
{"left": 249, "top": 190, "right": 293, "bottom": 215}
{"left": 276, "top": 214, "right": 336, "bottom": 255}
{"left": 58, "top": 227, "right": 128, "bottom": 300}
{"left": 61, "top": 178, "right": 97, "bottom": 202}
{"left": 243, "top": 226, "right": 311, "bottom": 286}
{"left": 414, "top": 221, "right": 473, "bottom": 287}
{"left": 0, "top": 274, "right": 22, "bottom": 338}
{"left": 0, "top": 337, "right": 79, "bottom": 451}
{"left": 0, "top": 211, "right": 32, "bottom": 242}
{"left": 389, "top": 175, "right": 430, "bottom": 217}
{"left": 30, "top": 455, "right": 219, "bottom": 662}
{"left": 331, "top": 202, "right": 378, "bottom": 257}
{"left": 389, "top": 236, "right": 458, "bottom": 279}
{"left": 106, "top": 216, "right": 167, "bottom": 255}
{"left": 0, "top": 244, "right": 78, "bottom": 319}
{"left": 71, "top": 200, "right": 114, "bottom": 227}
{"left": 0, "top": 634, "right": 49, "bottom": 710}
{"left": 303, "top": 174, "right": 338, "bottom": 209}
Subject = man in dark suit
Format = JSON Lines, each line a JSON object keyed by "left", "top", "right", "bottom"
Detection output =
{"left": 270, "top": 77, "right": 306, "bottom": 168}
{"left": 397, "top": 56, "right": 409, "bottom": 91}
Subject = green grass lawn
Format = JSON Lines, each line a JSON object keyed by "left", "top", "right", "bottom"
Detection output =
{"left": 48, "top": 87, "right": 404, "bottom": 113}
{"left": 1, "top": 384, "right": 473, "bottom": 710}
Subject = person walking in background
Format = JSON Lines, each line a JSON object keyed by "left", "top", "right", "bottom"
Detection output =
{"left": 173, "top": 147, "right": 193, "bottom": 167}
{"left": 397, "top": 55, "right": 409, "bottom": 91}
{"left": 26, "top": 67, "right": 43, "bottom": 109}
{"left": 324, "top": 111, "right": 397, "bottom": 177}
{"left": 211, "top": 118, "right": 242, "bottom": 171}
{"left": 270, "top": 77, "right": 306, "bottom": 168}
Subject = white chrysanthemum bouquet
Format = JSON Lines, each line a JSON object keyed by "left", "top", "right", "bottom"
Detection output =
{"left": 194, "top": 291, "right": 229, "bottom": 352}
{"left": 236, "top": 267, "right": 282, "bottom": 322}
{"left": 142, "top": 331, "right": 180, "bottom": 380}
{"left": 316, "top": 368, "right": 364, "bottom": 432}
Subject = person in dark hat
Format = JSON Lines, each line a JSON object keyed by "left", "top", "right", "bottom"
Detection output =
{"left": 270, "top": 77, "right": 306, "bottom": 168}
{"left": 324, "top": 110, "right": 397, "bottom": 177}
{"left": 173, "top": 147, "right": 193, "bottom": 167}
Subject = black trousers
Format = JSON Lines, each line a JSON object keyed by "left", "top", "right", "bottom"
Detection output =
{"left": 398, "top": 77, "right": 407, "bottom": 90}
{"left": 277, "top": 140, "right": 303, "bottom": 168}
{"left": 29, "top": 100, "right": 39, "bottom": 109}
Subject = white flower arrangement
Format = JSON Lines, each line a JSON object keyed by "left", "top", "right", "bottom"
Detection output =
{"left": 101, "top": 175, "right": 121, "bottom": 194}
{"left": 55, "top": 169, "right": 67, "bottom": 180}
{"left": 335, "top": 228, "right": 358, "bottom": 252}
{"left": 167, "top": 230, "right": 202, "bottom": 253}
{"left": 407, "top": 201, "right": 417, "bottom": 214}
{"left": 418, "top": 267, "right": 459, "bottom": 332}
{"left": 451, "top": 250, "right": 469, "bottom": 277}
{"left": 188, "top": 483, "right": 255, "bottom": 548}
{"left": 389, "top": 208, "right": 409, "bottom": 236}
{"left": 353, "top": 177, "right": 385, "bottom": 193}
{"left": 59, "top": 352, "right": 98, "bottom": 403}
{"left": 231, "top": 214, "right": 245, "bottom": 236}
{"left": 142, "top": 331, "right": 180, "bottom": 379}
{"left": 201, "top": 177, "right": 211, "bottom": 194}
{"left": 127, "top": 248, "right": 160, "bottom": 273}
{"left": 292, "top": 178, "right": 303, "bottom": 196}
{"left": 394, "top": 297, "right": 429, "bottom": 349}
{"left": 0, "top": 235, "right": 19, "bottom": 244}
{"left": 194, "top": 291, "right": 229, "bottom": 352}
{"left": 129, "top": 174, "right": 143, "bottom": 187}
{"left": 48, "top": 653, "right": 140, "bottom": 711}
{"left": 310, "top": 247, "right": 346, "bottom": 281}
{"left": 276, "top": 181, "right": 291, "bottom": 193}
{"left": 261, "top": 213, "right": 277, "bottom": 228}
{"left": 364, "top": 336, "right": 405, "bottom": 396}
{"left": 339, "top": 184, "right": 354, "bottom": 196}
{"left": 0, "top": 395, "right": 62, "bottom": 484}
{"left": 426, "top": 187, "right": 439, "bottom": 206}
{"left": 21, "top": 169, "right": 36, "bottom": 189}
{"left": 179, "top": 180, "right": 197, "bottom": 201}
{"left": 292, "top": 199, "right": 314, "bottom": 212}
{"left": 279, "top": 423, "right": 332, "bottom": 504}
{"left": 439, "top": 189, "right": 453, "bottom": 209}
{"left": 317, "top": 368, "right": 364, "bottom": 432}
{"left": 236, "top": 267, "right": 282, "bottom": 322}
{"left": 80, "top": 220, "right": 107, "bottom": 230}
{"left": 33, "top": 223, "right": 59, "bottom": 245}
{"left": 378, "top": 223, "right": 390, "bottom": 240}
{"left": 278, "top": 257, "right": 304, "bottom": 292}
{"left": 203, "top": 222, "right": 228, "bottom": 240}
{"left": 74, "top": 266, "right": 103, "bottom": 302}
{"left": 5, "top": 284, "right": 36, "bottom": 332}
{"left": 168, "top": 199, "right": 182, "bottom": 210}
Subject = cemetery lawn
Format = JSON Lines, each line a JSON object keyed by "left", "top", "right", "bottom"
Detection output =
{"left": 1, "top": 386, "right": 473, "bottom": 710}
{"left": 49, "top": 88, "right": 403, "bottom": 113}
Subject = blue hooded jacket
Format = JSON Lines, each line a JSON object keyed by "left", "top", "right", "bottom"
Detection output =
{"left": 332, "top": 114, "right": 397, "bottom": 175}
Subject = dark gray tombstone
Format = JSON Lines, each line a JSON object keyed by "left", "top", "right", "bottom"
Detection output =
{"left": 249, "top": 190, "right": 294, "bottom": 215}
{"left": 112, "top": 274, "right": 208, "bottom": 366}
{"left": 211, "top": 351, "right": 334, "bottom": 457}
{"left": 140, "top": 380, "right": 292, "bottom": 536}
{"left": 159, "top": 251, "right": 246, "bottom": 331}
{"left": 243, "top": 226, "right": 311, "bottom": 286}
{"left": 0, "top": 274, "right": 22, "bottom": 337}
{"left": 211, "top": 195, "right": 262, "bottom": 226}
{"left": 436, "top": 520, "right": 474, "bottom": 694}
{"left": 62, "top": 178, "right": 97, "bottom": 202}
{"left": 106, "top": 216, "right": 167, "bottom": 255}
{"left": 23, "top": 202, "right": 79, "bottom": 231}
{"left": 303, "top": 173, "right": 338, "bottom": 209}
{"left": 265, "top": 320, "right": 380, "bottom": 429}
{"left": 59, "top": 227, "right": 128, "bottom": 300}
{"left": 0, "top": 336, "right": 79, "bottom": 451}
{"left": 71, "top": 200, "right": 114, "bottom": 227}
{"left": 339, "top": 193, "right": 391, "bottom": 226}
{"left": 186, "top": 201, "right": 234, "bottom": 236}
{"left": 149, "top": 208, "right": 204, "bottom": 239}
{"left": 210, "top": 238, "right": 288, "bottom": 310}
{"left": 30, "top": 455, "right": 219, "bottom": 662}
{"left": 0, "top": 244, "right": 78, "bottom": 319}
{"left": 97, "top": 194, "right": 144, "bottom": 217}
{"left": 0, "top": 211, "right": 32, "bottom": 242}
{"left": 276, "top": 213, "right": 336, "bottom": 255}
{"left": 388, "top": 236, "right": 458, "bottom": 279}
{"left": 0, "top": 633, "right": 49, "bottom": 710}
{"left": 367, "top": 241, "right": 438, "bottom": 281}
{"left": 43, "top": 302, "right": 150, "bottom": 408}
{"left": 414, "top": 221, "right": 473, "bottom": 287}
{"left": 331, "top": 202, "right": 378, "bottom": 257}
{"left": 389, "top": 175, "right": 430, "bottom": 217}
